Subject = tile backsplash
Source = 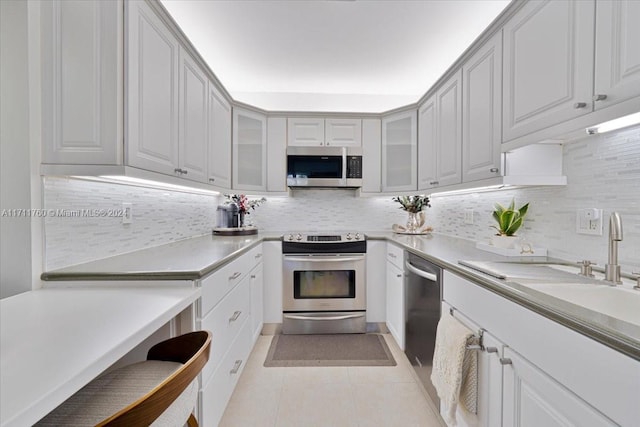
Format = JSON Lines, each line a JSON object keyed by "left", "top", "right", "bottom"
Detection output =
{"left": 43, "top": 125, "right": 639, "bottom": 272}
{"left": 44, "top": 177, "right": 219, "bottom": 270}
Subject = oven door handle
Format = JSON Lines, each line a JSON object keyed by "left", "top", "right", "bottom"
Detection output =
{"left": 405, "top": 261, "right": 438, "bottom": 282}
{"left": 283, "top": 256, "right": 364, "bottom": 263}
{"left": 284, "top": 313, "right": 365, "bottom": 321}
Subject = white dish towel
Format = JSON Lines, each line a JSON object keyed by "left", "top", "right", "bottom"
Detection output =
{"left": 431, "top": 312, "right": 479, "bottom": 426}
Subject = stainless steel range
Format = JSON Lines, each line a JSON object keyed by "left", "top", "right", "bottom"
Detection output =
{"left": 282, "top": 233, "right": 366, "bottom": 334}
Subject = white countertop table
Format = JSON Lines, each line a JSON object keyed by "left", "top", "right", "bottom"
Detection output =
{"left": 0, "top": 286, "right": 200, "bottom": 427}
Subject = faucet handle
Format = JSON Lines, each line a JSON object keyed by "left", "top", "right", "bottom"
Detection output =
{"left": 576, "top": 260, "right": 596, "bottom": 278}
{"left": 632, "top": 271, "right": 640, "bottom": 290}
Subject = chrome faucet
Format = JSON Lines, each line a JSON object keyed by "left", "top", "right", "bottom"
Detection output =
{"left": 604, "top": 212, "right": 623, "bottom": 284}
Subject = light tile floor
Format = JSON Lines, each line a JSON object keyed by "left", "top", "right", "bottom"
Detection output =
{"left": 219, "top": 334, "right": 445, "bottom": 427}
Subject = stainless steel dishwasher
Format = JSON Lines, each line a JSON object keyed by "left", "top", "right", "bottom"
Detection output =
{"left": 404, "top": 252, "right": 442, "bottom": 408}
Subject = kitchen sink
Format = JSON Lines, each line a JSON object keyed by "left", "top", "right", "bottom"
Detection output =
{"left": 459, "top": 260, "right": 640, "bottom": 327}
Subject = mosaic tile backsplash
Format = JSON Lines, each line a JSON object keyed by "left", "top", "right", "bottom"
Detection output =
{"left": 44, "top": 125, "right": 639, "bottom": 272}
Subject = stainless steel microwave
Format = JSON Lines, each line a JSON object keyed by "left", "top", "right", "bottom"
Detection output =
{"left": 286, "top": 146, "right": 363, "bottom": 188}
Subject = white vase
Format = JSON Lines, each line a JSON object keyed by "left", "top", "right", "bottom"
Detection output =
{"left": 491, "top": 235, "right": 518, "bottom": 249}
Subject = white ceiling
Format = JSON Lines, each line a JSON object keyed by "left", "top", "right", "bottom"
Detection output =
{"left": 160, "top": 0, "right": 511, "bottom": 113}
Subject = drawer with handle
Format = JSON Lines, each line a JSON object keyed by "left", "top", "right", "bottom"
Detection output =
{"left": 200, "top": 276, "right": 251, "bottom": 379}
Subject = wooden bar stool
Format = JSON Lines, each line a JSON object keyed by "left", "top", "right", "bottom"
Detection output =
{"left": 36, "top": 331, "right": 212, "bottom": 426}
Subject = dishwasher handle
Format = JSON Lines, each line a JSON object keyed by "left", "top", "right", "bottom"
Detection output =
{"left": 405, "top": 261, "right": 438, "bottom": 282}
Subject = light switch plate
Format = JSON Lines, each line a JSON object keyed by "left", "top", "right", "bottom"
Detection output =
{"left": 576, "top": 208, "right": 602, "bottom": 235}
{"left": 464, "top": 209, "right": 474, "bottom": 225}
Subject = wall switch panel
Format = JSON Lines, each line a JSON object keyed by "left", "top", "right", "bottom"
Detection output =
{"left": 464, "top": 209, "right": 474, "bottom": 225}
{"left": 122, "top": 203, "right": 132, "bottom": 224}
{"left": 576, "top": 208, "right": 602, "bottom": 235}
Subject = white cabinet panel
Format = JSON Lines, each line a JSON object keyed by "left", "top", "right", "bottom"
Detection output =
{"left": 463, "top": 32, "right": 502, "bottom": 182}
{"left": 178, "top": 48, "right": 208, "bottom": 183}
{"left": 287, "top": 118, "right": 325, "bottom": 146}
{"left": 386, "top": 257, "right": 404, "bottom": 350}
{"left": 365, "top": 241, "right": 386, "bottom": 322}
{"left": 418, "top": 71, "right": 462, "bottom": 190}
{"left": 418, "top": 97, "right": 437, "bottom": 190}
{"left": 41, "top": 0, "right": 122, "bottom": 165}
{"left": 502, "top": 348, "right": 616, "bottom": 427}
{"left": 266, "top": 117, "right": 287, "bottom": 192}
{"left": 502, "top": 0, "right": 595, "bottom": 141}
{"left": 262, "top": 241, "right": 283, "bottom": 324}
{"left": 207, "top": 83, "right": 231, "bottom": 188}
{"left": 127, "top": 0, "right": 180, "bottom": 174}
{"left": 594, "top": 0, "right": 640, "bottom": 111}
{"left": 361, "top": 119, "right": 382, "bottom": 193}
{"left": 233, "top": 108, "right": 267, "bottom": 191}
{"left": 325, "top": 119, "right": 362, "bottom": 146}
{"left": 382, "top": 111, "right": 417, "bottom": 192}
{"left": 435, "top": 70, "right": 462, "bottom": 187}
{"left": 250, "top": 263, "right": 264, "bottom": 343}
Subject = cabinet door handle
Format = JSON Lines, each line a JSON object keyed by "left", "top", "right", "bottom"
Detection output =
{"left": 485, "top": 347, "right": 498, "bottom": 354}
{"left": 397, "top": 274, "right": 402, "bottom": 278}
{"left": 209, "top": 178, "right": 215, "bottom": 182}
{"left": 229, "top": 359, "right": 243, "bottom": 374}
{"left": 593, "top": 94, "right": 607, "bottom": 101}
{"left": 388, "top": 253, "right": 396, "bottom": 258}
{"left": 174, "top": 168, "right": 183, "bottom": 174}
{"left": 229, "top": 310, "right": 241, "bottom": 322}
{"left": 490, "top": 168, "right": 499, "bottom": 173}
{"left": 499, "top": 357, "right": 512, "bottom": 365}
{"left": 250, "top": 275, "right": 256, "bottom": 279}
{"left": 430, "top": 181, "right": 439, "bottom": 185}
{"left": 181, "top": 169, "right": 188, "bottom": 175}
{"left": 573, "top": 102, "right": 587, "bottom": 109}
{"left": 229, "top": 272, "right": 242, "bottom": 281}
{"left": 255, "top": 253, "right": 262, "bottom": 259}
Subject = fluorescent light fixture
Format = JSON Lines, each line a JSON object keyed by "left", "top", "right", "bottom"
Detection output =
{"left": 71, "top": 175, "right": 221, "bottom": 196}
{"left": 586, "top": 112, "right": 640, "bottom": 135}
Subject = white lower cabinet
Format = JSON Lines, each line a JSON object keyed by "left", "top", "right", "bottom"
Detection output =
{"left": 196, "top": 244, "right": 263, "bottom": 426}
{"left": 385, "top": 243, "right": 405, "bottom": 350}
{"left": 502, "top": 347, "right": 616, "bottom": 427}
{"left": 443, "top": 270, "right": 639, "bottom": 427}
{"left": 440, "top": 301, "right": 504, "bottom": 427}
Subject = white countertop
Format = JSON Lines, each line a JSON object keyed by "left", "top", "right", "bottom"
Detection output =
{"left": 0, "top": 286, "right": 200, "bottom": 427}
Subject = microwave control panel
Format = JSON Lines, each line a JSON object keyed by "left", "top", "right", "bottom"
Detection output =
{"left": 347, "top": 156, "right": 363, "bottom": 179}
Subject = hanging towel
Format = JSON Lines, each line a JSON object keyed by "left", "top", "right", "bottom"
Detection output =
{"left": 430, "top": 312, "right": 479, "bottom": 426}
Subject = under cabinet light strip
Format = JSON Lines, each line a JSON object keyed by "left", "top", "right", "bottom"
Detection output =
{"left": 586, "top": 112, "right": 640, "bottom": 135}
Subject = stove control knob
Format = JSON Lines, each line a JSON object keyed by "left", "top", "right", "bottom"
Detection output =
{"left": 287, "top": 234, "right": 294, "bottom": 241}
{"left": 346, "top": 233, "right": 352, "bottom": 240}
{"left": 355, "top": 233, "right": 361, "bottom": 240}
{"left": 296, "top": 234, "right": 302, "bottom": 241}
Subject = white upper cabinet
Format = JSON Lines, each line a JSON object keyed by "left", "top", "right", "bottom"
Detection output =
{"left": 178, "top": 48, "right": 208, "bottom": 183}
{"left": 361, "top": 119, "right": 382, "bottom": 193}
{"left": 287, "top": 118, "right": 324, "bottom": 146}
{"left": 287, "top": 118, "right": 361, "bottom": 146}
{"left": 502, "top": 0, "right": 595, "bottom": 142}
{"left": 41, "top": 0, "right": 122, "bottom": 165}
{"left": 417, "top": 97, "right": 437, "bottom": 190}
{"left": 127, "top": 0, "right": 180, "bottom": 175}
{"left": 594, "top": 0, "right": 640, "bottom": 111}
{"left": 418, "top": 70, "right": 462, "bottom": 190}
{"left": 233, "top": 108, "right": 267, "bottom": 191}
{"left": 266, "top": 117, "right": 288, "bottom": 192}
{"left": 325, "top": 119, "right": 362, "bottom": 146}
{"left": 462, "top": 32, "right": 502, "bottom": 182}
{"left": 382, "top": 111, "right": 417, "bottom": 192}
{"left": 207, "top": 83, "right": 231, "bottom": 188}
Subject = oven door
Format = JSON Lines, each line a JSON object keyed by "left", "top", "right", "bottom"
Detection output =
{"left": 283, "top": 254, "right": 366, "bottom": 312}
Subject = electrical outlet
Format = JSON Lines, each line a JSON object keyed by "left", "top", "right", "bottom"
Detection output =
{"left": 122, "top": 202, "right": 132, "bottom": 224}
{"left": 576, "top": 208, "right": 602, "bottom": 235}
{"left": 464, "top": 209, "right": 474, "bottom": 225}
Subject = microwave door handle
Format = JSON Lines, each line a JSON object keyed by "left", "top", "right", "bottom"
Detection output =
{"left": 283, "top": 256, "right": 364, "bottom": 263}
{"left": 405, "top": 261, "right": 438, "bottom": 282}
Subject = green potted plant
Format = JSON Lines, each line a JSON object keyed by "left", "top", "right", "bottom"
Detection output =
{"left": 392, "top": 195, "right": 431, "bottom": 233}
{"left": 490, "top": 199, "right": 529, "bottom": 248}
